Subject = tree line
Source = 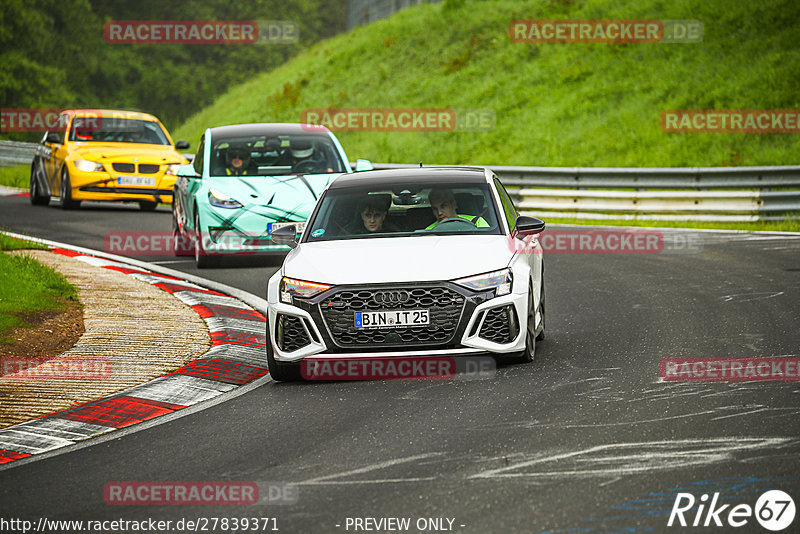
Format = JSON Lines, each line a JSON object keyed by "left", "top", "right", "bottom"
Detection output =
{"left": 0, "top": 0, "right": 346, "bottom": 139}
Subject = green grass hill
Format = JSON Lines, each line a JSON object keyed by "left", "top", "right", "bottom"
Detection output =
{"left": 175, "top": 0, "right": 800, "bottom": 167}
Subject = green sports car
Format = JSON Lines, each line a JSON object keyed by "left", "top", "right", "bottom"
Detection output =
{"left": 172, "top": 123, "right": 372, "bottom": 267}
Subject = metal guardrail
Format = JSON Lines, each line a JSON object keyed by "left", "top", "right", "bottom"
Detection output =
{"left": 367, "top": 163, "right": 800, "bottom": 222}
{"left": 0, "top": 140, "right": 37, "bottom": 168}
{"left": 2, "top": 141, "right": 798, "bottom": 221}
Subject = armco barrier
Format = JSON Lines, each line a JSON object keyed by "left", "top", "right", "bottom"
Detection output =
{"left": 362, "top": 163, "right": 800, "bottom": 222}
{"left": 2, "top": 140, "right": 798, "bottom": 221}
{"left": 0, "top": 140, "right": 38, "bottom": 168}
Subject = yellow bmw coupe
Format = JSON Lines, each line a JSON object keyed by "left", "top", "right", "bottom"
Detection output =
{"left": 29, "top": 109, "right": 190, "bottom": 210}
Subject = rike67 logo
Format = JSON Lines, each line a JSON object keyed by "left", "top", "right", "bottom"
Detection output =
{"left": 668, "top": 490, "right": 795, "bottom": 531}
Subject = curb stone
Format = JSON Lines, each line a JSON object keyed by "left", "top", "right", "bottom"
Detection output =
{"left": 0, "top": 241, "right": 269, "bottom": 466}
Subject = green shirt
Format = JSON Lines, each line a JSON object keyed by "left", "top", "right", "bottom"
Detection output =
{"left": 426, "top": 214, "right": 489, "bottom": 230}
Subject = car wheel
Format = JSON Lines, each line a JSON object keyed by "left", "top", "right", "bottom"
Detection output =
{"left": 194, "top": 210, "right": 218, "bottom": 268}
{"left": 138, "top": 200, "right": 158, "bottom": 211}
{"left": 29, "top": 163, "right": 50, "bottom": 206}
{"left": 266, "top": 318, "right": 301, "bottom": 382}
{"left": 59, "top": 168, "right": 80, "bottom": 210}
{"left": 172, "top": 206, "right": 193, "bottom": 257}
{"left": 535, "top": 276, "right": 546, "bottom": 342}
{"left": 504, "top": 285, "right": 536, "bottom": 364}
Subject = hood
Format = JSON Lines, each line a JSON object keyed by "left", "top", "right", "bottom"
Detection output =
{"left": 283, "top": 234, "right": 513, "bottom": 285}
{"left": 207, "top": 173, "right": 337, "bottom": 216}
{"left": 69, "top": 142, "right": 184, "bottom": 163}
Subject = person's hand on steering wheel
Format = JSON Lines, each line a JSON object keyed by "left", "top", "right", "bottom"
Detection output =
{"left": 428, "top": 217, "right": 478, "bottom": 230}
{"left": 292, "top": 159, "right": 324, "bottom": 173}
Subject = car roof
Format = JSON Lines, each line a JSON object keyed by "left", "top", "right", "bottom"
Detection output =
{"left": 207, "top": 123, "right": 332, "bottom": 138}
{"left": 328, "top": 167, "right": 490, "bottom": 190}
{"left": 61, "top": 109, "right": 159, "bottom": 121}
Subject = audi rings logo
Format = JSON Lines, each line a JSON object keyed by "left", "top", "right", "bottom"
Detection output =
{"left": 373, "top": 291, "right": 410, "bottom": 304}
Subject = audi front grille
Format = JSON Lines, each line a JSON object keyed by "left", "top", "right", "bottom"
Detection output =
{"left": 318, "top": 286, "right": 467, "bottom": 349}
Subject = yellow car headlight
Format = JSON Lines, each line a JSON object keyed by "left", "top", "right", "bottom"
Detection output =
{"left": 164, "top": 163, "right": 182, "bottom": 175}
{"left": 74, "top": 159, "right": 104, "bottom": 172}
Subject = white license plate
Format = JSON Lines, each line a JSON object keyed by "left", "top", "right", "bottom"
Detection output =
{"left": 355, "top": 309, "right": 429, "bottom": 328}
{"left": 268, "top": 221, "right": 306, "bottom": 234}
{"left": 118, "top": 176, "right": 156, "bottom": 187}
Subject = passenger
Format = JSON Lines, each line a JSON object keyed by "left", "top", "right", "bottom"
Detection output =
{"left": 226, "top": 144, "right": 251, "bottom": 176}
{"left": 344, "top": 195, "right": 399, "bottom": 234}
{"left": 426, "top": 188, "right": 488, "bottom": 229}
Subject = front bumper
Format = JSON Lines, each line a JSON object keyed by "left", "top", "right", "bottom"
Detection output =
{"left": 267, "top": 283, "right": 530, "bottom": 363}
{"left": 71, "top": 170, "right": 175, "bottom": 203}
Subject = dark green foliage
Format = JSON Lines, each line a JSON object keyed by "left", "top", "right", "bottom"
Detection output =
{"left": 0, "top": 0, "right": 345, "bottom": 138}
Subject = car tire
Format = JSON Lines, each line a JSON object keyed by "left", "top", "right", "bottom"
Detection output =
{"left": 138, "top": 201, "right": 158, "bottom": 211}
{"left": 503, "top": 284, "right": 536, "bottom": 364}
{"left": 172, "top": 206, "right": 193, "bottom": 257}
{"left": 535, "top": 276, "right": 546, "bottom": 342}
{"left": 194, "top": 209, "right": 218, "bottom": 268}
{"left": 29, "top": 162, "right": 50, "bottom": 206}
{"left": 266, "top": 318, "right": 301, "bottom": 382}
{"left": 59, "top": 168, "right": 80, "bottom": 210}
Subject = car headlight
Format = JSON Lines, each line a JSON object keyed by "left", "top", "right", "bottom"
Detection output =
{"left": 74, "top": 159, "right": 104, "bottom": 172}
{"left": 208, "top": 188, "right": 242, "bottom": 209}
{"left": 280, "top": 277, "right": 332, "bottom": 304}
{"left": 164, "top": 163, "right": 182, "bottom": 175}
{"left": 454, "top": 268, "right": 512, "bottom": 296}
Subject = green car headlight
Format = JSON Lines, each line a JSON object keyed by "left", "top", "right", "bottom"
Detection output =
{"left": 454, "top": 268, "right": 512, "bottom": 296}
{"left": 208, "top": 188, "right": 243, "bottom": 209}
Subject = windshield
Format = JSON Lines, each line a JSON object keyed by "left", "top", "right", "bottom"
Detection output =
{"left": 210, "top": 134, "right": 347, "bottom": 177}
{"left": 304, "top": 182, "right": 503, "bottom": 242}
{"left": 68, "top": 117, "right": 170, "bottom": 145}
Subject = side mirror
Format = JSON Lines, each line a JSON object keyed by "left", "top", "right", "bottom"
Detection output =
{"left": 45, "top": 132, "right": 62, "bottom": 144}
{"left": 354, "top": 159, "right": 374, "bottom": 172}
{"left": 515, "top": 215, "right": 545, "bottom": 236}
{"left": 270, "top": 225, "right": 298, "bottom": 248}
{"left": 174, "top": 140, "right": 190, "bottom": 150}
{"left": 176, "top": 163, "right": 200, "bottom": 179}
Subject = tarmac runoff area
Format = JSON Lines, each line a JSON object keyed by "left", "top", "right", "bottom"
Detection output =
{"left": 0, "top": 246, "right": 270, "bottom": 466}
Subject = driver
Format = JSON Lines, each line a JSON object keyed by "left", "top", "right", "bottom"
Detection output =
{"left": 426, "top": 188, "right": 488, "bottom": 229}
{"left": 226, "top": 144, "right": 251, "bottom": 176}
{"left": 289, "top": 139, "right": 332, "bottom": 173}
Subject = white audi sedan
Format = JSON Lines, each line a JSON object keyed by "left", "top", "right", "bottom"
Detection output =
{"left": 266, "top": 167, "right": 545, "bottom": 381}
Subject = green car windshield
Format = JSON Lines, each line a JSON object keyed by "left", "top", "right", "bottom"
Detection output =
{"left": 210, "top": 134, "right": 347, "bottom": 176}
{"left": 304, "top": 183, "right": 503, "bottom": 242}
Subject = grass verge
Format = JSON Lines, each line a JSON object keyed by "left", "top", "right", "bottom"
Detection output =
{"left": 0, "top": 236, "right": 78, "bottom": 344}
{"left": 0, "top": 165, "right": 28, "bottom": 189}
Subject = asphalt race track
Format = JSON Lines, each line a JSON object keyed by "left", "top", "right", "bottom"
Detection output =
{"left": 1, "top": 195, "right": 799, "bottom": 533}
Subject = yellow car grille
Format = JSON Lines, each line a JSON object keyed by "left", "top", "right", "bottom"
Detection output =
{"left": 111, "top": 163, "right": 160, "bottom": 174}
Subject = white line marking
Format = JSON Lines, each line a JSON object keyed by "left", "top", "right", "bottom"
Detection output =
{"left": 297, "top": 453, "right": 444, "bottom": 485}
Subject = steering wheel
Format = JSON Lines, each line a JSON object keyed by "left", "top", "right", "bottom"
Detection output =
{"left": 428, "top": 217, "right": 478, "bottom": 230}
{"left": 292, "top": 159, "right": 325, "bottom": 173}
